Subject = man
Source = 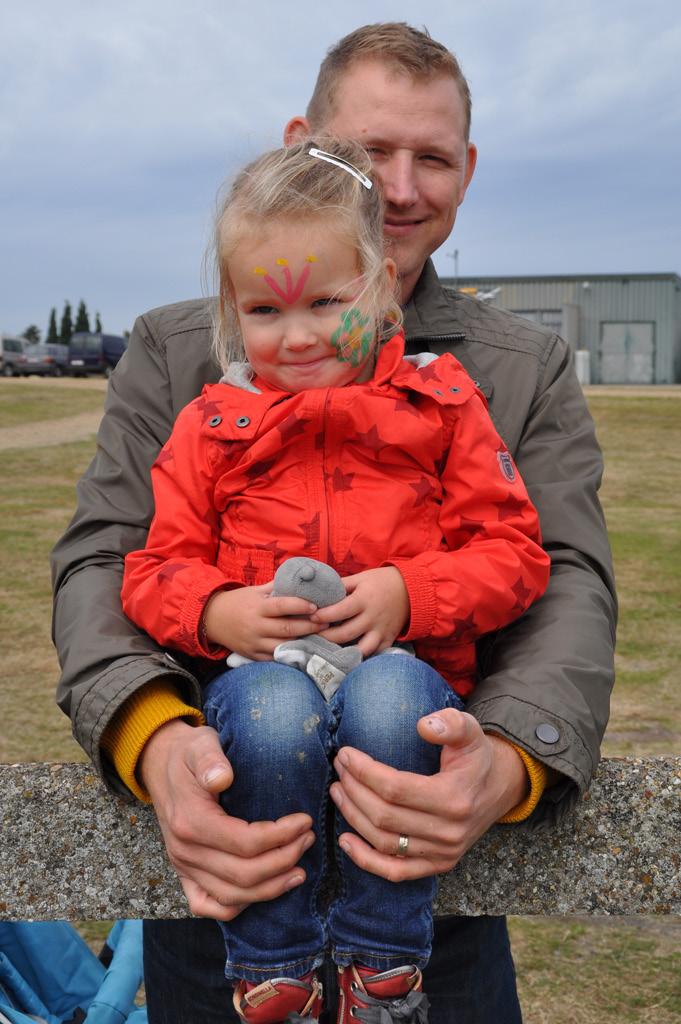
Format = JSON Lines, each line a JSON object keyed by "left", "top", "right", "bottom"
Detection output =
{"left": 51, "top": 23, "right": 616, "bottom": 1024}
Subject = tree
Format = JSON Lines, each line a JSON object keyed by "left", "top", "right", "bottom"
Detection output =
{"left": 47, "top": 308, "right": 59, "bottom": 343}
{"left": 60, "top": 301, "right": 73, "bottom": 344}
{"left": 22, "top": 325, "right": 41, "bottom": 344}
{"left": 74, "top": 299, "right": 91, "bottom": 334}
{"left": 95, "top": 311, "right": 102, "bottom": 332}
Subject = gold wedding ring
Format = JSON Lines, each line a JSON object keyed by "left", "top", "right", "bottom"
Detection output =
{"left": 396, "top": 834, "right": 410, "bottom": 857}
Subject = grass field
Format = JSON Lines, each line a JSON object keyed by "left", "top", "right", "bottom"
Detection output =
{"left": 1, "top": 377, "right": 679, "bottom": 1020}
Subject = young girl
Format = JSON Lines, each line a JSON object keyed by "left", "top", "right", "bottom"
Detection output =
{"left": 121, "top": 138, "right": 550, "bottom": 1024}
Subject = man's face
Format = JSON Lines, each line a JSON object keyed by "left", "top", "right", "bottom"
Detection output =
{"left": 289, "top": 60, "right": 476, "bottom": 301}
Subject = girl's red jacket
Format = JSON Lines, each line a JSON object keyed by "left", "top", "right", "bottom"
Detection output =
{"left": 122, "top": 333, "right": 550, "bottom": 697}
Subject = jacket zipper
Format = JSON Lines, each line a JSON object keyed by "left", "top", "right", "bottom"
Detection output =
{"left": 320, "top": 389, "right": 332, "bottom": 563}
{"left": 407, "top": 332, "right": 466, "bottom": 346}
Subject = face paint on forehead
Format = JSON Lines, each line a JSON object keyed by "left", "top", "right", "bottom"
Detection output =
{"left": 253, "top": 255, "right": 317, "bottom": 304}
{"left": 331, "top": 308, "right": 374, "bottom": 367}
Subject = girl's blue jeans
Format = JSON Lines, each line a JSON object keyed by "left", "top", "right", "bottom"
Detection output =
{"left": 202, "top": 654, "right": 464, "bottom": 983}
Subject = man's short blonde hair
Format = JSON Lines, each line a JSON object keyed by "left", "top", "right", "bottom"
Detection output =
{"left": 306, "top": 23, "right": 472, "bottom": 140}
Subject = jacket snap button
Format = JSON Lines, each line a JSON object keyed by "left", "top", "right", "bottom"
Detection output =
{"left": 208, "top": 415, "right": 222, "bottom": 427}
{"left": 434, "top": 389, "right": 443, "bottom": 396}
{"left": 450, "top": 386, "right": 460, "bottom": 393}
{"left": 535, "top": 723, "right": 560, "bottom": 744}
{"left": 235, "top": 416, "right": 250, "bottom": 428}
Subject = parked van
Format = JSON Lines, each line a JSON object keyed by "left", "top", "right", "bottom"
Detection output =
{"left": 23, "top": 342, "right": 69, "bottom": 377}
{"left": 68, "top": 332, "right": 128, "bottom": 376}
{"left": 1, "top": 334, "right": 28, "bottom": 377}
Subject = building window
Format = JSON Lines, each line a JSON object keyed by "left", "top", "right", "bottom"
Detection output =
{"left": 514, "top": 309, "right": 563, "bottom": 334}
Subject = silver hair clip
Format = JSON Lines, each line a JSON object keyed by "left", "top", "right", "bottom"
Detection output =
{"left": 308, "top": 148, "right": 373, "bottom": 190}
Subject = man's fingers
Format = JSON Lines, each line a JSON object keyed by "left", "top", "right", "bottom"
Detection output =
{"left": 161, "top": 780, "right": 314, "bottom": 858}
{"left": 329, "top": 781, "right": 455, "bottom": 860}
{"left": 334, "top": 747, "right": 441, "bottom": 815}
{"left": 169, "top": 826, "right": 316, "bottom": 889}
{"left": 179, "top": 876, "right": 247, "bottom": 921}
{"left": 337, "top": 832, "right": 454, "bottom": 882}
{"left": 182, "top": 726, "right": 234, "bottom": 793}
{"left": 416, "top": 708, "right": 485, "bottom": 751}
{"left": 179, "top": 862, "right": 307, "bottom": 919}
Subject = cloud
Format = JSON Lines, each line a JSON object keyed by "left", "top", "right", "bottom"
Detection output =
{"left": 1, "top": 0, "right": 679, "bottom": 334}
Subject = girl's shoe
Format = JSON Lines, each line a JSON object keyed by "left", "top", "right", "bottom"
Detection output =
{"left": 233, "top": 971, "right": 323, "bottom": 1023}
{"left": 336, "top": 963, "right": 429, "bottom": 1023}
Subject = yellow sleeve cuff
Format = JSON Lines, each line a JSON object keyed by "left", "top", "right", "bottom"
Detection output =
{"left": 495, "top": 739, "right": 549, "bottom": 823}
{"left": 101, "top": 679, "right": 205, "bottom": 803}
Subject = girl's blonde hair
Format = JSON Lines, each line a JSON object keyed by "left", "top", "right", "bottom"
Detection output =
{"left": 210, "top": 137, "right": 402, "bottom": 374}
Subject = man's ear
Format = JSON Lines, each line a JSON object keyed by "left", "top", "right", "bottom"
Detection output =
{"left": 458, "top": 142, "right": 478, "bottom": 205}
{"left": 384, "top": 257, "right": 398, "bottom": 291}
{"left": 284, "top": 116, "right": 311, "bottom": 145}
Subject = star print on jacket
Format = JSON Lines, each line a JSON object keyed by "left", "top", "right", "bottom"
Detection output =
{"left": 495, "top": 493, "right": 531, "bottom": 522}
{"left": 299, "top": 513, "right": 321, "bottom": 548}
{"left": 244, "top": 457, "right": 277, "bottom": 480}
{"left": 409, "top": 476, "right": 438, "bottom": 507}
{"left": 416, "top": 362, "right": 442, "bottom": 383}
{"left": 392, "top": 397, "right": 421, "bottom": 418}
{"left": 352, "top": 425, "right": 389, "bottom": 455}
{"left": 510, "top": 576, "right": 534, "bottom": 612}
{"left": 154, "top": 447, "right": 174, "bottom": 468}
{"left": 196, "top": 397, "right": 223, "bottom": 423}
{"left": 278, "top": 413, "right": 307, "bottom": 444}
{"left": 157, "top": 563, "right": 187, "bottom": 583}
{"left": 329, "top": 468, "right": 355, "bottom": 492}
{"left": 334, "top": 550, "right": 366, "bottom": 577}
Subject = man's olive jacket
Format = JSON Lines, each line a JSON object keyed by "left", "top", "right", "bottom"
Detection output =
{"left": 51, "top": 261, "right": 616, "bottom": 826}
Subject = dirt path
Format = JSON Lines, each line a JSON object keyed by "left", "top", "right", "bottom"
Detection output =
{"left": 0, "top": 376, "right": 107, "bottom": 451}
{"left": 0, "top": 409, "right": 104, "bottom": 451}
{"left": 585, "top": 385, "right": 681, "bottom": 398}
{"left": 1, "top": 381, "right": 677, "bottom": 453}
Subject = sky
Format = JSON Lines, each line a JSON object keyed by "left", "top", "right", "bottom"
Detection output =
{"left": 1, "top": 0, "right": 680, "bottom": 337}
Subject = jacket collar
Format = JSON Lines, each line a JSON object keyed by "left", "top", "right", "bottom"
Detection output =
{"left": 403, "top": 259, "right": 465, "bottom": 342}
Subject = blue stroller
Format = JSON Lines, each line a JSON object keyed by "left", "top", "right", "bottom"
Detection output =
{"left": 0, "top": 920, "right": 146, "bottom": 1023}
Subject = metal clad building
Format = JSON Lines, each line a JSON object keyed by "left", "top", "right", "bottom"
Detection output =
{"left": 442, "top": 273, "right": 681, "bottom": 384}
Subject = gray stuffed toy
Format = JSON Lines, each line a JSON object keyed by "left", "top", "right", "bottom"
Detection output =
{"left": 226, "top": 557, "right": 361, "bottom": 700}
{"left": 270, "top": 557, "right": 363, "bottom": 700}
{"left": 226, "top": 556, "right": 412, "bottom": 700}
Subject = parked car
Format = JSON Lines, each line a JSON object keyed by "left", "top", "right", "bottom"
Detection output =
{"left": 0, "top": 334, "right": 28, "bottom": 377}
{"left": 23, "top": 342, "right": 69, "bottom": 377}
{"left": 68, "top": 332, "right": 128, "bottom": 376}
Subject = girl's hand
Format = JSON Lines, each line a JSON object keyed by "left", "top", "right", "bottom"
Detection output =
{"left": 203, "top": 584, "right": 320, "bottom": 659}
{"left": 310, "top": 566, "right": 410, "bottom": 657}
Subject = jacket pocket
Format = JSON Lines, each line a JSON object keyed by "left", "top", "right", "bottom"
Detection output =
{"left": 216, "top": 542, "right": 276, "bottom": 586}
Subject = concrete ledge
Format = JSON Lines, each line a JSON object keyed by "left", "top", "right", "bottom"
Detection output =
{"left": 2, "top": 759, "right": 680, "bottom": 921}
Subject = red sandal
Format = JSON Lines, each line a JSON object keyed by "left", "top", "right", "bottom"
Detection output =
{"left": 233, "top": 971, "right": 323, "bottom": 1023}
{"left": 336, "top": 963, "right": 429, "bottom": 1023}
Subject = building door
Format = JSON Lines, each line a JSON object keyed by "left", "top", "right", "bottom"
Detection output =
{"left": 599, "top": 322, "right": 655, "bottom": 383}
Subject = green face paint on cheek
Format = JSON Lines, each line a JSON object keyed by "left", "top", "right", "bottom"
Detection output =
{"left": 331, "top": 308, "right": 374, "bottom": 367}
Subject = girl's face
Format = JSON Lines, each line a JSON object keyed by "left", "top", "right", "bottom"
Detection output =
{"left": 227, "top": 217, "right": 393, "bottom": 393}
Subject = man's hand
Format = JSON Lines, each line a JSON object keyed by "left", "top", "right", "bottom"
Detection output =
{"left": 203, "top": 585, "right": 320, "bottom": 659}
{"left": 139, "top": 719, "right": 315, "bottom": 919}
{"left": 311, "top": 567, "right": 410, "bottom": 657}
{"left": 328, "top": 709, "right": 528, "bottom": 881}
